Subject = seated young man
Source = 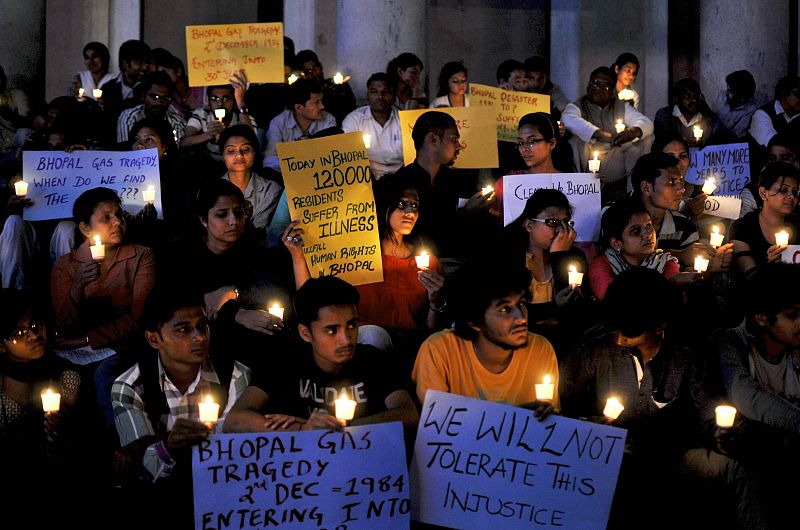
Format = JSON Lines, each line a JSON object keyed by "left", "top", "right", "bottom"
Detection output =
{"left": 412, "top": 257, "right": 559, "bottom": 412}
{"left": 112, "top": 286, "right": 251, "bottom": 484}
{"left": 223, "top": 276, "right": 419, "bottom": 433}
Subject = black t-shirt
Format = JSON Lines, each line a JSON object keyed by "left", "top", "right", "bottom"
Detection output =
{"left": 252, "top": 342, "right": 405, "bottom": 420}
{"left": 730, "top": 211, "right": 800, "bottom": 268}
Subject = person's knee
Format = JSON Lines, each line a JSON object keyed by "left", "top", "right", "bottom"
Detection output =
{"left": 357, "top": 325, "right": 393, "bottom": 352}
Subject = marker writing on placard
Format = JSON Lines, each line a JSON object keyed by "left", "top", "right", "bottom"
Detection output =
{"left": 441, "top": 481, "right": 566, "bottom": 526}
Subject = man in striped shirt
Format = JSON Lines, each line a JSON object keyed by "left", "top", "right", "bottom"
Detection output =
{"left": 116, "top": 70, "right": 187, "bottom": 144}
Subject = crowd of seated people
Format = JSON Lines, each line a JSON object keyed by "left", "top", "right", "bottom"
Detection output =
{"left": 2, "top": 33, "right": 800, "bottom": 530}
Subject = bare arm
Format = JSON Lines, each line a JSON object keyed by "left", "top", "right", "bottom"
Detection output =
{"left": 349, "top": 390, "right": 420, "bottom": 430}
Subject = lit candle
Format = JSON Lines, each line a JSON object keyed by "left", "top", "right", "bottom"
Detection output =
{"left": 92, "top": 88, "right": 103, "bottom": 99}
{"left": 694, "top": 256, "right": 709, "bottom": 272}
{"left": 568, "top": 264, "right": 584, "bottom": 286}
{"left": 415, "top": 250, "right": 430, "bottom": 269}
{"left": 775, "top": 230, "right": 790, "bottom": 246}
{"left": 78, "top": 87, "right": 85, "bottom": 99}
{"left": 334, "top": 391, "right": 357, "bottom": 421}
{"left": 614, "top": 119, "right": 626, "bottom": 134}
{"left": 268, "top": 303, "right": 284, "bottom": 320}
{"left": 333, "top": 72, "right": 344, "bottom": 85}
{"left": 362, "top": 134, "right": 371, "bottom": 149}
{"left": 618, "top": 88, "right": 635, "bottom": 101}
{"left": 603, "top": 397, "right": 624, "bottom": 420}
{"left": 198, "top": 395, "right": 220, "bottom": 423}
{"left": 535, "top": 375, "right": 554, "bottom": 401}
{"left": 214, "top": 108, "right": 226, "bottom": 122}
{"left": 709, "top": 225, "right": 724, "bottom": 248}
{"left": 41, "top": 388, "right": 61, "bottom": 412}
{"left": 14, "top": 180, "right": 28, "bottom": 197}
{"left": 715, "top": 405, "right": 737, "bottom": 428}
{"left": 287, "top": 73, "right": 299, "bottom": 85}
{"left": 588, "top": 151, "right": 601, "bottom": 173}
{"left": 693, "top": 125, "right": 703, "bottom": 141}
{"left": 481, "top": 185, "right": 494, "bottom": 196}
{"left": 702, "top": 177, "right": 716, "bottom": 195}
{"left": 90, "top": 235, "right": 105, "bottom": 260}
{"left": 142, "top": 185, "right": 155, "bottom": 204}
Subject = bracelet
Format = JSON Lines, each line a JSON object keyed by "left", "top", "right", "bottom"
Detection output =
{"left": 232, "top": 287, "right": 239, "bottom": 301}
{"left": 429, "top": 300, "right": 447, "bottom": 313}
{"left": 238, "top": 107, "right": 249, "bottom": 115}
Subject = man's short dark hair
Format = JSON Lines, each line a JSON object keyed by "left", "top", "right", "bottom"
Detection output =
{"left": 612, "top": 53, "right": 640, "bottom": 70}
{"left": 411, "top": 111, "right": 457, "bottom": 151}
{"left": 630, "top": 152, "right": 680, "bottom": 196}
{"left": 450, "top": 257, "right": 532, "bottom": 341}
{"left": 73, "top": 187, "right": 121, "bottom": 225}
{"left": 523, "top": 56, "right": 548, "bottom": 75}
{"left": 294, "top": 277, "right": 360, "bottom": 326}
{"left": 603, "top": 268, "right": 681, "bottom": 337}
{"left": 590, "top": 66, "right": 616, "bottom": 81}
{"left": 496, "top": 59, "right": 525, "bottom": 83}
{"left": 141, "top": 284, "right": 206, "bottom": 333}
{"left": 118, "top": 39, "right": 150, "bottom": 66}
{"left": 367, "top": 72, "right": 392, "bottom": 91}
{"left": 206, "top": 84, "right": 234, "bottom": 97}
{"left": 287, "top": 78, "right": 322, "bottom": 109}
{"left": 776, "top": 76, "right": 800, "bottom": 100}
{"left": 726, "top": 70, "right": 756, "bottom": 101}
{"left": 745, "top": 263, "right": 800, "bottom": 322}
{"left": 141, "top": 70, "right": 174, "bottom": 94}
{"left": 672, "top": 78, "right": 701, "bottom": 100}
{"left": 294, "top": 49, "right": 320, "bottom": 70}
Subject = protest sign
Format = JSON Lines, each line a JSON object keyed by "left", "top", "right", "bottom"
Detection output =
{"left": 702, "top": 195, "right": 741, "bottom": 220}
{"left": 399, "top": 107, "right": 498, "bottom": 168}
{"left": 502, "top": 173, "right": 601, "bottom": 242}
{"left": 781, "top": 245, "right": 800, "bottom": 264}
{"left": 186, "top": 22, "right": 283, "bottom": 86}
{"left": 469, "top": 83, "right": 550, "bottom": 143}
{"left": 685, "top": 143, "right": 750, "bottom": 195}
{"left": 21, "top": 149, "right": 161, "bottom": 221}
{"left": 193, "top": 423, "right": 409, "bottom": 530}
{"left": 411, "top": 391, "right": 626, "bottom": 530}
{"left": 279, "top": 132, "right": 383, "bottom": 286}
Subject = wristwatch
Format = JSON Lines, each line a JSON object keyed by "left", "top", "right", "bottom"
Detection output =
{"left": 238, "top": 107, "right": 249, "bottom": 115}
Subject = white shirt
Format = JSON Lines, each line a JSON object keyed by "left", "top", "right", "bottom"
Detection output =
{"left": 264, "top": 109, "right": 337, "bottom": 171}
{"left": 341, "top": 106, "right": 403, "bottom": 179}
{"left": 429, "top": 94, "right": 470, "bottom": 108}
{"left": 562, "top": 99, "right": 654, "bottom": 143}
{"left": 749, "top": 100, "right": 800, "bottom": 147}
{"left": 671, "top": 104, "right": 704, "bottom": 127}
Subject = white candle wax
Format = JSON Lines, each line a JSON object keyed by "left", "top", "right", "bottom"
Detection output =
{"left": 568, "top": 265, "right": 584, "bottom": 286}
{"left": 614, "top": 119, "right": 626, "bottom": 134}
{"left": 214, "top": 108, "right": 226, "bottom": 121}
{"left": 335, "top": 393, "right": 357, "bottom": 421}
{"left": 41, "top": 388, "right": 61, "bottom": 412}
{"left": 362, "top": 134, "right": 371, "bottom": 149}
{"left": 603, "top": 397, "right": 624, "bottom": 420}
{"left": 287, "top": 73, "right": 299, "bottom": 85}
{"left": 618, "top": 88, "right": 635, "bottom": 101}
{"left": 415, "top": 251, "right": 430, "bottom": 269}
{"left": 198, "top": 395, "right": 220, "bottom": 423}
{"left": 268, "top": 303, "right": 285, "bottom": 320}
{"left": 710, "top": 226, "right": 724, "bottom": 248}
{"left": 142, "top": 185, "right": 156, "bottom": 203}
{"left": 715, "top": 405, "right": 737, "bottom": 428}
{"left": 14, "top": 180, "right": 28, "bottom": 197}
{"left": 702, "top": 178, "right": 716, "bottom": 195}
{"left": 535, "top": 375, "right": 554, "bottom": 401}
{"left": 588, "top": 151, "right": 601, "bottom": 173}
{"left": 693, "top": 125, "right": 703, "bottom": 141}
{"left": 776, "top": 231, "right": 790, "bottom": 246}
{"left": 694, "top": 256, "right": 709, "bottom": 272}
{"left": 90, "top": 235, "right": 105, "bottom": 260}
{"left": 481, "top": 186, "right": 494, "bottom": 196}
{"left": 78, "top": 88, "right": 85, "bottom": 99}
{"left": 92, "top": 88, "right": 103, "bottom": 99}
{"left": 333, "top": 72, "right": 344, "bottom": 85}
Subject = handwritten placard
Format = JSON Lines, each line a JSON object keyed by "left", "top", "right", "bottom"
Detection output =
{"left": 21, "top": 149, "right": 161, "bottom": 221}
{"left": 398, "top": 107, "right": 498, "bottom": 169}
{"left": 502, "top": 173, "right": 601, "bottom": 242}
{"left": 702, "top": 195, "right": 742, "bottom": 220}
{"left": 411, "top": 391, "right": 626, "bottom": 530}
{"left": 279, "top": 132, "right": 383, "bottom": 286}
{"left": 186, "top": 22, "right": 284, "bottom": 86}
{"left": 193, "top": 423, "right": 409, "bottom": 530}
{"left": 780, "top": 245, "right": 800, "bottom": 264}
{"left": 469, "top": 83, "right": 550, "bottom": 143}
{"left": 685, "top": 143, "right": 750, "bottom": 195}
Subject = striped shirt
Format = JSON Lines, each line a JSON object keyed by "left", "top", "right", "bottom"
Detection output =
{"left": 657, "top": 210, "right": 699, "bottom": 251}
{"left": 116, "top": 104, "right": 187, "bottom": 143}
{"left": 112, "top": 356, "right": 250, "bottom": 482}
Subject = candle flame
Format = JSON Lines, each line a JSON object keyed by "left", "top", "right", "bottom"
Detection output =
{"left": 204, "top": 395, "right": 214, "bottom": 404}
{"left": 93, "top": 235, "right": 101, "bottom": 245}
{"left": 593, "top": 151, "right": 599, "bottom": 160}
{"left": 420, "top": 250, "right": 428, "bottom": 257}
{"left": 338, "top": 390, "right": 349, "bottom": 401}
{"left": 44, "top": 388, "right": 54, "bottom": 395}
{"left": 712, "top": 225, "right": 720, "bottom": 234}
{"left": 569, "top": 265, "right": 577, "bottom": 273}
{"left": 543, "top": 375, "right": 551, "bottom": 385}
{"left": 271, "top": 303, "right": 281, "bottom": 310}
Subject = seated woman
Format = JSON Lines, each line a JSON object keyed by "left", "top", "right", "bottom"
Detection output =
{"left": 739, "top": 133, "right": 800, "bottom": 217}
{"left": 589, "top": 198, "right": 681, "bottom": 301}
{"left": 68, "top": 42, "right": 114, "bottom": 100}
{"left": 387, "top": 52, "right": 427, "bottom": 110}
{"left": 355, "top": 178, "right": 445, "bottom": 360}
{"left": 730, "top": 162, "right": 800, "bottom": 279}
{"left": 613, "top": 52, "right": 640, "bottom": 109}
{"left": 218, "top": 124, "right": 283, "bottom": 235}
{"left": 1, "top": 288, "right": 82, "bottom": 521}
{"left": 430, "top": 61, "right": 469, "bottom": 108}
{"left": 500, "top": 188, "right": 592, "bottom": 352}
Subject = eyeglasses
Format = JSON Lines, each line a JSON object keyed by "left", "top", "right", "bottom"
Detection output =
{"left": 147, "top": 93, "right": 172, "bottom": 103}
{"left": 590, "top": 79, "right": 613, "bottom": 89}
{"left": 529, "top": 218, "right": 574, "bottom": 228}
{"left": 209, "top": 95, "right": 233, "bottom": 103}
{"left": 223, "top": 147, "right": 255, "bottom": 157}
{"left": 516, "top": 138, "right": 546, "bottom": 150}
{"left": 6, "top": 321, "right": 42, "bottom": 342}
{"left": 395, "top": 199, "right": 419, "bottom": 211}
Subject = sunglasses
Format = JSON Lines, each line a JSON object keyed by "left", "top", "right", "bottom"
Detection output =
{"left": 529, "top": 218, "right": 574, "bottom": 228}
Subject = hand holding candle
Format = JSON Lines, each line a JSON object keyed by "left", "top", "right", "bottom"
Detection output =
{"left": 715, "top": 405, "right": 737, "bottom": 428}
{"left": 14, "top": 180, "right": 28, "bottom": 197}
{"left": 693, "top": 125, "right": 703, "bottom": 141}
{"left": 90, "top": 235, "right": 105, "bottom": 260}
{"left": 588, "top": 151, "right": 601, "bottom": 173}
{"left": 214, "top": 108, "right": 226, "bottom": 122}
{"left": 603, "top": 397, "right": 624, "bottom": 420}
{"left": 694, "top": 255, "right": 709, "bottom": 272}
{"left": 198, "top": 395, "right": 220, "bottom": 424}
{"left": 535, "top": 375, "right": 554, "bottom": 401}
{"left": 702, "top": 177, "right": 716, "bottom": 195}
{"left": 709, "top": 225, "right": 724, "bottom": 248}
{"left": 614, "top": 119, "right": 626, "bottom": 134}
{"left": 775, "top": 230, "right": 790, "bottom": 246}
{"left": 142, "top": 185, "right": 156, "bottom": 204}
{"left": 415, "top": 250, "right": 430, "bottom": 269}
{"left": 334, "top": 391, "right": 357, "bottom": 422}
{"left": 268, "top": 303, "right": 284, "bottom": 320}
{"left": 41, "top": 388, "right": 61, "bottom": 412}
{"left": 568, "top": 264, "right": 584, "bottom": 287}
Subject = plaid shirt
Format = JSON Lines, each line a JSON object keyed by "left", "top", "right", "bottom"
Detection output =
{"left": 112, "top": 357, "right": 250, "bottom": 482}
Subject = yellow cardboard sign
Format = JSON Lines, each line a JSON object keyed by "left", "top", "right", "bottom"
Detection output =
{"left": 185, "top": 23, "right": 284, "bottom": 86}
{"left": 278, "top": 132, "right": 383, "bottom": 286}
{"left": 469, "top": 83, "right": 551, "bottom": 143}
{"left": 399, "top": 107, "right": 499, "bottom": 169}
